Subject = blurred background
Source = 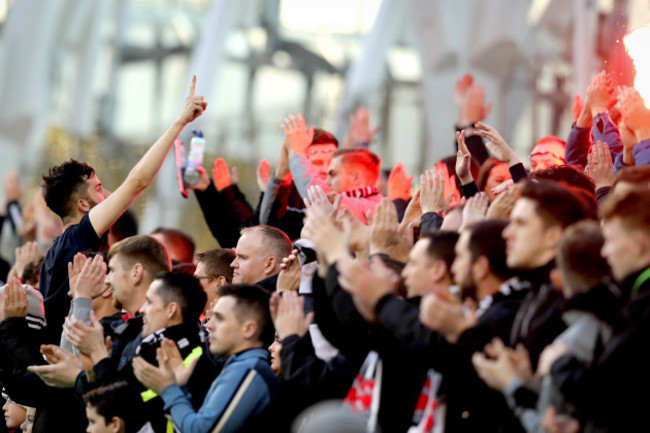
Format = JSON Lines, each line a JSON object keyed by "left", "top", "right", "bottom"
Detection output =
{"left": 0, "top": 0, "right": 646, "bottom": 252}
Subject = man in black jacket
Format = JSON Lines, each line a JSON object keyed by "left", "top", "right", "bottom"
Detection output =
{"left": 551, "top": 189, "right": 650, "bottom": 432}
{"left": 498, "top": 181, "right": 594, "bottom": 371}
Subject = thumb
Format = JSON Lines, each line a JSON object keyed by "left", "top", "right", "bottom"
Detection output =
{"left": 185, "top": 356, "right": 200, "bottom": 376}
{"left": 304, "top": 312, "right": 315, "bottom": 327}
{"left": 332, "top": 194, "right": 343, "bottom": 212}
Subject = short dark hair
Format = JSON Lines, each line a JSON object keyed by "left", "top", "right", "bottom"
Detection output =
{"left": 196, "top": 248, "right": 236, "bottom": 283}
{"left": 151, "top": 227, "right": 196, "bottom": 264}
{"left": 107, "top": 235, "right": 171, "bottom": 276}
{"left": 312, "top": 128, "right": 339, "bottom": 147}
{"left": 600, "top": 189, "right": 650, "bottom": 233}
{"left": 519, "top": 180, "right": 595, "bottom": 229}
{"left": 530, "top": 165, "right": 595, "bottom": 196}
{"left": 466, "top": 219, "right": 514, "bottom": 281}
{"left": 240, "top": 225, "right": 292, "bottom": 262}
{"left": 41, "top": 159, "right": 95, "bottom": 219}
{"left": 154, "top": 271, "right": 207, "bottom": 325}
{"left": 217, "top": 284, "right": 273, "bottom": 346}
{"left": 614, "top": 164, "right": 650, "bottom": 186}
{"left": 420, "top": 230, "right": 459, "bottom": 271}
{"left": 83, "top": 381, "right": 147, "bottom": 433}
{"left": 557, "top": 220, "right": 611, "bottom": 295}
{"left": 332, "top": 148, "right": 381, "bottom": 186}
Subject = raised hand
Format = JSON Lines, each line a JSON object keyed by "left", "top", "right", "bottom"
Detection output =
{"left": 344, "top": 106, "right": 379, "bottom": 148}
{"left": 185, "top": 166, "right": 211, "bottom": 191}
{"left": 160, "top": 338, "right": 198, "bottom": 387}
{"left": 336, "top": 208, "right": 371, "bottom": 259}
{"left": 586, "top": 140, "right": 615, "bottom": 189}
{"left": 277, "top": 250, "right": 301, "bottom": 292}
{"left": 304, "top": 185, "right": 342, "bottom": 217}
{"left": 460, "top": 192, "right": 489, "bottom": 231}
{"left": 387, "top": 162, "right": 413, "bottom": 201}
{"left": 455, "top": 130, "right": 473, "bottom": 184}
{"left": 9, "top": 241, "right": 39, "bottom": 281}
{"left": 67, "top": 253, "right": 89, "bottom": 297}
{"left": 400, "top": 190, "right": 422, "bottom": 231}
{"left": 2, "top": 277, "right": 28, "bottom": 319}
{"left": 436, "top": 161, "right": 462, "bottom": 208}
{"left": 485, "top": 186, "right": 517, "bottom": 220}
{"left": 64, "top": 313, "right": 109, "bottom": 364}
{"left": 474, "top": 122, "right": 520, "bottom": 166}
{"left": 176, "top": 75, "right": 208, "bottom": 125}
{"left": 282, "top": 114, "right": 314, "bottom": 155}
{"left": 74, "top": 255, "right": 107, "bottom": 299}
{"left": 454, "top": 73, "right": 474, "bottom": 108}
{"left": 618, "top": 86, "right": 650, "bottom": 142}
{"left": 132, "top": 351, "right": 176, "bottom": 395}
{"left": 461, "top": 84, "right": 492, "bottom": 125}
{"left": 271, "top": 291, "right": 313, "bottom": 340}
{"left": 28, "top": 345, "right": 82, "bottom": 388}
{"left": 587, "top": 70, "right": 616, "bottom": 116}
{"left": 212, "top": 158, "right": 236, "bottom": 191}
{"left": 302, "top": 204, "right": 348, "bottom": 265}
{"left": 256, "top": 159, "right": 271, "bottom": 192}
{"left": 370, "top": 198, "right": 412, "bottom": 262}
{"left": 420, "top": 169, "right": 453, "bottom": 215}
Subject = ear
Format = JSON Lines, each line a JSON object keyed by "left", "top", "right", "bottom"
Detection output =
{"left": 431, "top": 260, "right": 448, "bottom": 283}
{"left": 101, "top": 287, "right": 113, "bottom": 299}
{"left": 216, "top": 275, "right": 228, "bottom": 287}
{"left": 350, "top": 169, "right": 362, "bottom": 186}
{"left": 241, "top": 319, "right": 259, "bottom": 340}
{"left": 544, "top": 225, "right": 563, "bottom": 250}
{"left": 167, "top": 301, "right": 180, "bottom": 320}
{"left": 132, "top": 263, "right": 144, "bottom": 285}
{"left": 108, "top": 416, "right": 124, "bottom": 433}
{"left": 77, "top": 197, "right": 91, "bottom": 213}
{"left": 633, "top": 230, "right": 650, "bottom": 258}
{"left": 472, "top": 256, "right": 490, "bottom": 281}
{"left": 264, "top": 257, "right": 277, "bottom": 275}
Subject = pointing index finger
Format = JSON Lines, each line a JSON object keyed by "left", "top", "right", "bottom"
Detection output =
{"left": 189, "top": 75, "right": 196, "bottom": 97}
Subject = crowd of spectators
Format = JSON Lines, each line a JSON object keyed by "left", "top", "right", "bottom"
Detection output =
{"left": 0, "top": 70, "right": 648, "bottom": 433}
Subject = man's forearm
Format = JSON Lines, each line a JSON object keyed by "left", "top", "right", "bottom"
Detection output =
{"left": 127, "top": 119, "right": 185, "bottom": 190}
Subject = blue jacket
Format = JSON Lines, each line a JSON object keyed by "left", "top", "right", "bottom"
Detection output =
{"left": 161, "top": 348, "right": 278, "bottom": 433}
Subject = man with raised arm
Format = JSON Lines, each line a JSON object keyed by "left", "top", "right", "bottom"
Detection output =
{"left": 39, "top": 76, "right": 207, "bottom": 343}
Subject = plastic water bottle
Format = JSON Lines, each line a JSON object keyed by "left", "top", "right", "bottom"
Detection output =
{"left": 184, "top": 130, "right": 205, "bottom": 184}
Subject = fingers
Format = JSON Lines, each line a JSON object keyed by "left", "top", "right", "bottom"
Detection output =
{"left": 189, "top": 75, "right": 196, "bottom": 97}
{"left": 269, "top": 292, "right": 281, "bottom": 321}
